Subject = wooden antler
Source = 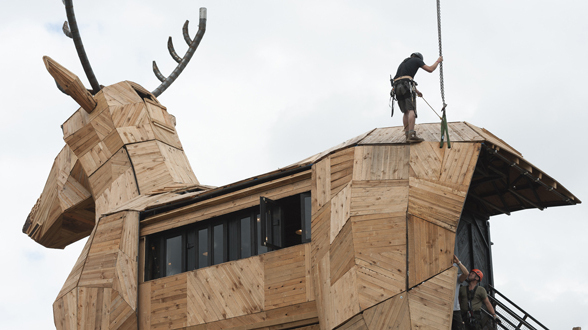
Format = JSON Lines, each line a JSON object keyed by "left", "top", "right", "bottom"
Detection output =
{"left": 43, "top": 56, "right": 97, "bottom": 113}
{"left": 62, "top": 0, "right": 101, "bottom": 94}
{"left": 151, "top": 8, "right": 207, "bottom": 97}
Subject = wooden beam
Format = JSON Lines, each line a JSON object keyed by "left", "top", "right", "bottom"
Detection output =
{"left": 43, "top": 56, "right": 97, "bottom": 113}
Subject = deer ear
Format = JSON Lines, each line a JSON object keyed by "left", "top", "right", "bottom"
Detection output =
{"left": 43, "top": 56, "right": 97, "bottom": 113}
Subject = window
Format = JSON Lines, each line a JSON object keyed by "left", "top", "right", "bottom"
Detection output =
{"left": 145, "top": 191, "right": 311, "bottom": 280}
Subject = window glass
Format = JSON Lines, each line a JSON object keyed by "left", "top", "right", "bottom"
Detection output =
{"left": 229, "top": 220, "right": 239, "bottom": 261}
{"left": 303, "top": 194, "right": 312, "bottom": 242}
{"left": 240, "top": 217, "right": 252, "bottom": 258}
{"left": 147, "top": 237, "right": 161, "bottom": 280}
{"left": 256, "top": 213, "right": 267, "bottom": 254}
{"left": 198, "top": 228, "right": 209, "bottom": 268}
{"left": 213, "top": 224, "right": 224, "bottom": 265}
{"left": 187, "top": 230, "right": 196, "bottom": 271}
{"left": 166, "top": 235, "right": 182, "bottom": 276}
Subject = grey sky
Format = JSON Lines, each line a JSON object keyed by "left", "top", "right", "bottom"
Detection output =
{"left": 1, "top": 1, "right": 586, "bottom": 329}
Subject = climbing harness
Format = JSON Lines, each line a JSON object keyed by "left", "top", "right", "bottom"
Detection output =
{"left": 437, "top": 0, "right": 451, "bottom": 148}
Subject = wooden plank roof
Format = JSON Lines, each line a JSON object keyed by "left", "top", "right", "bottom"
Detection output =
{"left": 132, "top": 122, "right": 578, "bottom": 220}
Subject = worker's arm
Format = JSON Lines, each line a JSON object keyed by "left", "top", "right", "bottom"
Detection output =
{"left": 483, "top": 296, "right": 502, "bottom": 324}
{"left": 415, "top": 88, "right": 422, "bottom": 97}
{"left": 453, "top": 255, "right": 469, "bottom": 282}
{"left": 421, "top": 56, "right": 443, "bottom": 73}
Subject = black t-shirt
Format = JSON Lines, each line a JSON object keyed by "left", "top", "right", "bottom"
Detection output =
{"left": 393, "top": 57, "right": 425, "bottom": 79}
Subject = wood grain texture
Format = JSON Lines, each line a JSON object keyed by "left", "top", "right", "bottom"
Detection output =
{"left": 407, "top": 267, "right": 456, "bottom": 330}
{"left": 407, "top": 178, "right": 467, "bottom": 232}
{"left": 329, "top": 220, "right": 355, "bottom": 285}
{"left": 353, "top": 145, "right": 409, "bottom": 181}
{"left": 330, "top": 148, "right": 354, "bottom": 197}
{"left": 330, "top": 182, "right": 351, "bottom": 244}
{"left": 336, "top": 314, "right": 368, "bottom": 330}
{"left": 352, "top": 213, "right": 407, "bottom": 310}
{"left": 363, "top": 293, "right": 411, "bottom": 330}
{"left": 187, "top": 256, "right": 264, "bottom": 325}
{"left": 350, "top": 180, "right": 409, "bottom": 217}
{"left": 407, "top": 215, "right": 455, "bottom": 288}
{"left": 312, "top": 157, "right": 331, "bottom": 215}
{"left": 265, "top": 245, "right": 307, "bottom": 310}
{"left": 150, "top": 273, "right": 188, "bottom": 330}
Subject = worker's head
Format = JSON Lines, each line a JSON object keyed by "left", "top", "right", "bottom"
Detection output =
{"left": 469, "top": 269, "right": 484, "bottom": 283}
{"left": 411, "top": 52, "right": 424, "bottom": 60}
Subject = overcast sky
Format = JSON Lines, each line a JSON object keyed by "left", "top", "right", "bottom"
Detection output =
{"left": 1, "top": 1, "right": 587, "bottom": 329}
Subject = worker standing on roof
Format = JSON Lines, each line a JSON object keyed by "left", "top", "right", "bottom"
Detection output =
{"left": 458, "top": 269, "right": 501, "bottom": 330}
{"left": 392, "top": 52, "right": 443, "bottom": 143}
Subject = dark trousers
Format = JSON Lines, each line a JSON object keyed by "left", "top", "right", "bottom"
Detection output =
{"left": 452, "top": 311, "right": 465, "bottom": 330}
{"left": 462, "top": 311, "right": 482, "bottom": 330}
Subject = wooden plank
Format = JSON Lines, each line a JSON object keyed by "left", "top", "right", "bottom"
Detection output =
{"left": 330, "top": 182, "right": 351, "bottom": 244}
{"left": 351, "top": 213, "right": 407, "bottom": 309}
{"left": 329, "top": 220, "right": 355, "bottom": 285}
{"left": 407, "top": 178, "right": 467, "bottom": 232}
{"left": 409, "top": 142, "right": 444, "bottom": 181}
{"left": 265, "top": 245, "right": 307, "bottom": 309}
{"left": 407, "top": 267, "right": 456, "bottom": 330}
{"left": 336, "top": 314, "right": 368, "bottom": 330}
{"left": 140, "top": 172, "right": 311, "bottom": 235}
{"left": 330, "top": 148, "right": 354, "bottom": 197}
{"left": 79, "top": 142, "right": 113, "bottom": 176}
{"left": 113, "top": 251, "right": 138, "bottom": 309}
{"left": 407, "top": 215, "right": 455, "bottom": 288}
{"left": 158, "top": 142, "right": 198, "bottom": 184}
{"left": 187, "top": 256, "right": 265, "bottom": 325}
{"left": 314, "top": 252, "right": 334, "bottom": 330}
{"left": 353, "top": 145, "right": 409, "bottom": 181}
{"left": 312, "top": 157, "right": 331, "bottom": 215}
{"left": 62, "top": 108, "right": 90, "bottom": 140}
{"left": 350, "top": 180, "right": 409, "bottom": 217}
{"left": 310, "top": 203, "right": 330, "bottom": 268}
{"left": 358, "top": 127, "right": 405, "bottom": 145}
{"left": 363, "top": 293, "right": 411, "bottom": 330}
{"left": 331, "top": 267, "right": 360, "bottom": 328}
{"left": 139, "top": 283, "right": 152, "bottom": 330}
{"left": 305, "top": 244, "right": 315, "bottom": 302}
{"left": 90, "top": 107, "right": 116, "bottom": 140}
{"left": 439, "top": 142, "right": 481, "bottom": 187}
{"left": 150, "top": 273, "right": 188, "bottom": 329}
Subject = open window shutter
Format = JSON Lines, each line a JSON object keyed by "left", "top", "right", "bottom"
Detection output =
{"left": 260, "top": 196, "right": 282, "bottom": 249}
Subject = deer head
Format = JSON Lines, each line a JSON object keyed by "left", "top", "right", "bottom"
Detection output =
{"left": 22, "top": 0, "right": 207, "bottom": 249}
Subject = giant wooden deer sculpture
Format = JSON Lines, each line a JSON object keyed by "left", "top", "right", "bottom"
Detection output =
{"left": 23, "top": 1, "right": 206, "bottom": 328}
{"left": 23, "top": 2, "right": 581, "bottom": 330}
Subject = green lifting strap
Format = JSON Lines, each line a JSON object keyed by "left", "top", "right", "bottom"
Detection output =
{"left": 440, "top": 107, "right": 451, "bottom": 148}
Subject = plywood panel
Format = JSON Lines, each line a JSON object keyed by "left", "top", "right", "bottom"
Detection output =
{"left": 113, "top": 251, "right": 138, "bottom": 309}
{"left": 336, "top": 314, "right": 368, "bottom": 330}
{"left": 407, "top": 267, "right": 456, "bottom": 330}
{"left": 409, "top": 142, "right": 444, "bottom": 181}
{"left": 330, "top": 182, "right": 351, "bottom": 244}
{"left": 353, "top": 145, "right": 409, "bottom": 181}
{"left": 407, "top": 215, "right": 455, "bottom": 288}
{"left": 265, "top": 245, "right": 307, "bottom": 309}
{"left": 331, "top": 267, "right": 360, "bottom": 328}
{"left": 358, "top": 127, "right": 405, "bottom": 145}
{"left": 139, "top": 282, "right": 152, "bottom": 330}
{"left": 329, "top": 221, "right": 354, "bottom": 284}
{"left": 312, "top": 157, "right": 331, "bottom": 215}
{"left": 439, "top": 142, "right": 481, "bottom": 187}
{"left": 407, "top": 178, "right": 467, "bottom": 232}
{"left": 150, "top": 273, "right": 188, "bottom": 330}
{"left": 350, "top": 180, "right": 409, "bottom": 217}
{"left": 330, "top": 148, "right": 354, "bottom": 197}
{"left": 103, "top": 82, "right": 143, "bottom": 106}
{"left": 351, "top": 213, "right": 407, "bottom": 309}
{"left": 363, "top": 293, "right": 411, "bottom": 330}
{"left": 187, "top": 256, "right": 264, "bottom": 325}
{"left": 90, "top": 107, "right": 116, "bottom": 140}
{"left": 310, "top": 204, "right": 330, "bottom": 268}
{"left": 159, "top": 143, "right": 198, "bottom": 184}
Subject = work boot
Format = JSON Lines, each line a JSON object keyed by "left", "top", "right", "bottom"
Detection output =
{"left": 407, "top": 130, "right": 424, "bottom": 143}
